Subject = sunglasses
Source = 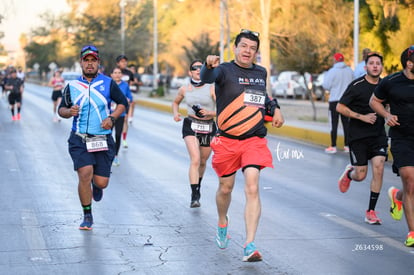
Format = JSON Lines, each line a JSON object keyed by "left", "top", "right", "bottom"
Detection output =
{"left": 190, "top": 65, "right": 202, "bottom": 71}
{"left": 408, "top": 45, "right": 414, "bottom": 59}
{"left": 240, "top": 29, "right": 260, "bottom": 38}
{"left": 81, "top": 45, "right": 99, "bottom": 54}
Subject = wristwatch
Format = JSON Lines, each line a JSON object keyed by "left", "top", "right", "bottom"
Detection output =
{"left": 108, "top": 115, "right": 116, "bottom": 125}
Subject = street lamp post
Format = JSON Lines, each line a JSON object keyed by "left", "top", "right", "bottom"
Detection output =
{"left": 219, "top": 0, "right": 224, "bottom": 63}
{"left": 120, "top": 0, "right": 126, "bottom": 55}
{"left": 152, "top": 0, "right": 158, "bottom": 90}
{"left": 219, "top": 0, "right": 229, "bottom": 63}
{"left": 353, "top": 0, "right": 359, "bottom": 69}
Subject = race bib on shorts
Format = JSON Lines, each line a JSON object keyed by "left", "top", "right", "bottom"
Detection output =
{"left": 191, "top": 120, "right": 213, "bottom": 134}
{"left": 85, "top": 136, "right": 108, "bottom": 152}
{"left": 244, "top": 89, "right": 265, "bottom": 108}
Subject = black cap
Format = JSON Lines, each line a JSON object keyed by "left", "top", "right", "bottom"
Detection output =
{"left": 116, "top": 55, "right": 128, "bottom": 62}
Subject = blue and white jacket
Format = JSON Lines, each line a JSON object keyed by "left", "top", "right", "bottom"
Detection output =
{"left": 61, "top": 73, "right": 128, "bottom": 135}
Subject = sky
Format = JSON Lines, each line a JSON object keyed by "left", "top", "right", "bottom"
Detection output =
{"left": 1, "top": 0, "right": 69, "bottom": 52}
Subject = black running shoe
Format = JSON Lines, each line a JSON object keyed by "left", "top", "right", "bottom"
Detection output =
{"left": 190, "top": 192, "right": 201, "bottom": 208}
{"left": 190, "top": 200, "right": 200, "bottom": 208}
{"left": 92, "top": 182, "right": 103, "bottom": 202}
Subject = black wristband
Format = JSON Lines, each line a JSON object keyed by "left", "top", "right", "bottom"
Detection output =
{"left": 108, "top": 115, "right": 116, "bottom": 125}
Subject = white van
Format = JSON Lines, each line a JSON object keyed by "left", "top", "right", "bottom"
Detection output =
{"left": 272, "top": 71, "right": 310, "bottom": 99}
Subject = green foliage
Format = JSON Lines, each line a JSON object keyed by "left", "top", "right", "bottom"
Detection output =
{"left": 25, "top": 40, "right": 58, "bottom": 74}
{"left": 271, "top": 0, "right": 354, "bottom": 74}
{"left": 150, "top": 86, "right": 164, "bottom": 97}
{"left": 360, "top": 3, "right": 375, "bottom": 32}
{"left": 379, "top": 15, "right": 400, "bottom": 32}
{"left": 275, "top": 35, "right": 322, "bottom": 74}
{"left": 360, "top": 0, "right": 414, "bottom": 72}
{"left": 124, "top": 2, "right": 153, "bottom": 67}
{"left": 182, "top": 33, "right": 220, "bottom": 64}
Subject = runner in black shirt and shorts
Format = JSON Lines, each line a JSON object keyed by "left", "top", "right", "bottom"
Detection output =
{"left": 337, "top": 52, "right": 387, "bottom": 225}
{"left": 370, "top": 45, "right": 414, "bottom": 247}
{"left": 5, "top": 68, "right": 24, "bottom": 121}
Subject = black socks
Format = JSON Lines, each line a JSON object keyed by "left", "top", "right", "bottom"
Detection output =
{"left": 82, "top": 204, "right": 92, "bottom": 215}
{"left": 368, "top": 191, "right": 380, "bottom": 211}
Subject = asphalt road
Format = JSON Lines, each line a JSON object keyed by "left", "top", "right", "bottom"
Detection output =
{"left": 0, "top": 83, "right": 413, "bottom": 275}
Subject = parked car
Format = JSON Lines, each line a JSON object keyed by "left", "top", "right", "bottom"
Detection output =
{"left": 140, "top": 73, "right": 170, "bottom": 87}
{"left": 140, "top": 74, "right": 154, "bottom": 86}
{"left": 312, "top": 71, "right": 327, "bottom": 101}
{"left": 170, "top": 76, "right": 190, "bottom": 89}
{"left": 61, "top": 71, "right": 81, "bottom": 86}
{"left": 270, "top": 75, "right": 278, "bottom": 93}
{"left": 272, "top": 71, "right": 309, "bottom": 99}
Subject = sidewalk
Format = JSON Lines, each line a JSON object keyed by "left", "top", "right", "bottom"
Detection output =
{"left": 134, "top": 88, "right": 346, "bottom": 149}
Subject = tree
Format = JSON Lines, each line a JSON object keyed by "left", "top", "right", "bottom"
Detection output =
{"left": 63, "top": 0, "right": 155, "bottom": 71}
{"left": 268, "top": 0, "right": 354, "bottom": 120}
{"left": 24, "top": 11, "right": 76, "bottom": 73}
{"left": 25, "top": 40, "right": 58, "bottom": 76}
{"left": 271, "top": 0, "right": 353, "bottom": 74}
{"left": 65, "top": 0, "right": 123, "bottom": 70}
{"left": 182, "top": 33, "right": 220, "bottom": 65}
{"left": 360, "top": 0, "right": 414, "bottom": 72}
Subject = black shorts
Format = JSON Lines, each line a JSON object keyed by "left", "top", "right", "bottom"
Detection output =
{"left": 182, "top": 117, "right": 217, "bottom": 147}
{"left": 391, "top": 138, "right": 414, "bottom": 171}
{"left": 349, "top": 136, "right": 388, "bottom": 166}
{"left": 51, "top": 90, "right": 62, "bottom": 101}
{"left": 8, "top": 92, "right": 21, "bottom": 105}
{"left": 68, "top": 132, "right": 115, "bottom": 177}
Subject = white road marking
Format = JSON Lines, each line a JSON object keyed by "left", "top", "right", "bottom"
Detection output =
{"left": 320, "top": 212, "right": 414, "bottom": 254}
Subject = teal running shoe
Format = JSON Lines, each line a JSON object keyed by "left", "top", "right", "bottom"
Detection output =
{"left": 216, "top": 216, "right": 230, "bottom": 249}
{"left": 242, "top": 242, "right": 262, "bottom": 262}
{"left": 112, "top": 157, "right": 120, "bottom": 167}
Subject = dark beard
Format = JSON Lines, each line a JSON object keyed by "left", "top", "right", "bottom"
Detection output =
{"left": 84, "top": 72, "right": 98, "bottom": 79}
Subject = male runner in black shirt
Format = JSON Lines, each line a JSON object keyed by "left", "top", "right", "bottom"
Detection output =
{"left": 370, "top": 45, "right": 414, "bottom": 246}
{"left": 337, "top": 52, "right": 387, "bottom": 225}
{"left": 5, "top": 68, "right": 24, "bottom": 121}
{"left": 201, "top": 29, "right": 284, "bottom": 262}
